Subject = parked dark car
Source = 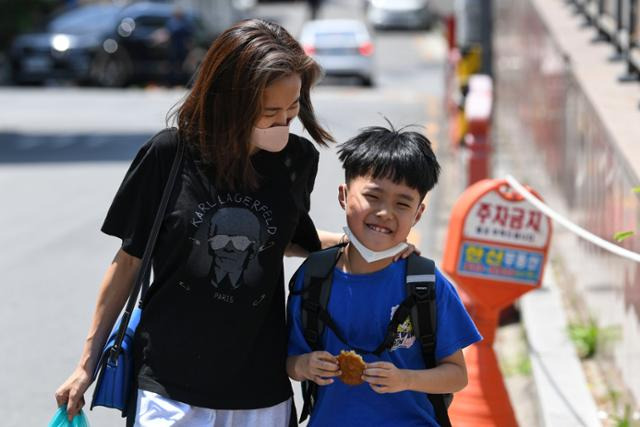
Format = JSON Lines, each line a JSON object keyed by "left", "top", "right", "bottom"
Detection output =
{"left": 9, "top": 2, "right": 218, "bottom": 86}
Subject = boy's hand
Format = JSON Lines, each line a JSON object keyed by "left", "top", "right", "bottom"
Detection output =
{"left": 363, "top": 361, "right": 410, "bottom": 393}
{"left": 299, "top": 351, "right": 341, "bottom": 386}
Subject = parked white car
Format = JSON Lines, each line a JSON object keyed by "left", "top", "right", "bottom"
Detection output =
{"left": 300, "top": 19, "right": 375, "bottom": 87}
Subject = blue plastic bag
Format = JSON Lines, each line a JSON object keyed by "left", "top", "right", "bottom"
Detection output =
{"left": 48, "top": 405, "right": 90, "bottom": 427}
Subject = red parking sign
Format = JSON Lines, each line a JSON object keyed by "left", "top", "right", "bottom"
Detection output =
{"left": 443, "top": 179, "right": 552, "bottom": 309}
{"left": 443, "top": 178, "right": 553, "bottom": 427}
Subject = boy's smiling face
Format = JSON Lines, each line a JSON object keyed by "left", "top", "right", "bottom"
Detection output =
{"left": 339, "top": 175, "right": 425, "bottom": 252}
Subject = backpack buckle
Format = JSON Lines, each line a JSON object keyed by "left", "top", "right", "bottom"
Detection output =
{"left": 414, "top": 285, "right": 434, "bottom": 302}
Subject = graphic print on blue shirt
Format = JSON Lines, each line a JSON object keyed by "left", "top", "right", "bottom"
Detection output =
{"left": 287, "top": 259, "right": 482, "bottom": 427}
{"left": 389, "top": 304, "right": 416, "bottom": 351}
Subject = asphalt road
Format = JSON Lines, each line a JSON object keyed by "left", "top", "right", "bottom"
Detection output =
{"left": 0, "top": 1, "right": 447, "bottom": 425}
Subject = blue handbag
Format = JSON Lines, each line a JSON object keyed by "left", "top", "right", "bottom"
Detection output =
{"left": 90, "top": 134, "right": 184, "bottom": 417}
{"left": 90, "top": 307, "right": 141, "bottom": 415}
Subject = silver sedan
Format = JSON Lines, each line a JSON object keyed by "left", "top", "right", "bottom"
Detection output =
{"left": 300, "top": 19, "right": 375, "bottom": 87}
{"left": 366, "top": 0, "right": 435, "bottom": 30}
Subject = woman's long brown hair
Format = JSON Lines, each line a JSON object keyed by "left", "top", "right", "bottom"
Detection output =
{"left": 176, "top": 19, "right": 334, "bottom": 192}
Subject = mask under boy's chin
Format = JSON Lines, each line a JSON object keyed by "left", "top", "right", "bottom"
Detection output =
{"left": 344, "top": 225, "right": 407, "bottom": 264}
{"left": 360, "top": 240, "right": 397, "bottom": 253}
{"left": 358, "top": 229, "right": 398, "bottom": 251}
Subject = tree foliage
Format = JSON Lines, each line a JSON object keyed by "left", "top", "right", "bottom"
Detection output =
{"left": 0, "top": 0, "right": 62, "bottom": 51}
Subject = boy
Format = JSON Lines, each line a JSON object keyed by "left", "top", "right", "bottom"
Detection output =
{"left": 286, "top": 125, "right": 482, "bottom": 426}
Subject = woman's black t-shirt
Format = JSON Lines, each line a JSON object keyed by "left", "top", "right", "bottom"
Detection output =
{"left": 101, "top": 128, "right": 321, "bottom": 409}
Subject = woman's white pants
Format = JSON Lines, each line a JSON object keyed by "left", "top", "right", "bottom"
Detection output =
{"left": 133, "top": 389, "right": 292, "bottom": 427}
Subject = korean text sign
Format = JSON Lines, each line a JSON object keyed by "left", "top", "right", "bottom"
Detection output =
{"left": 443, "top": 179, "right": 552, "bottom": 309}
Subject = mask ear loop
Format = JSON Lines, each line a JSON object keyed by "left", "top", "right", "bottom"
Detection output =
{"left": 340, "top": 186, "right": 348, "bottom": 210}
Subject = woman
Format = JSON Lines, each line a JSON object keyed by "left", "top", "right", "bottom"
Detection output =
{"left": 55, "top": 19, "right": 341, "bottom": 426}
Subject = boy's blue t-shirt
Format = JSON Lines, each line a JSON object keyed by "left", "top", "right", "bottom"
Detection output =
{"left": 287, "top": 259, "right": 482, "bottom": 427}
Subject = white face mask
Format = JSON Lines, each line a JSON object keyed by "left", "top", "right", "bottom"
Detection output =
{"left": 343, "top": 226, "right": 408, "bottom": 263}
{"left": 251, "top": 125, "right": 290, "bottom": 152}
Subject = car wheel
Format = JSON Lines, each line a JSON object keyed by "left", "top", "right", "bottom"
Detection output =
{"left": 90, "top": 51, "right": 131, "bottom": 87}
{"left": 360, "top": 76, "right": 374, "bottom": 87}
{"left": 9, "top": 66, "right": 44, "bottom": 86}
{"left": 12, "top": 76, "right": 45, "bottom": 86}
{"left": 422, "top": 16, "right": 435, "bottom": 31}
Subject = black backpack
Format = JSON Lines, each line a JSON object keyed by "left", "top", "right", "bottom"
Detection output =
{"left": 288, "top": 244, "right": 452, "bottom": 426}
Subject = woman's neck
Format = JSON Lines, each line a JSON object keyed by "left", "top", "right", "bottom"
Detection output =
{"left": 339, "top": 243, "right": 394, "bottom": 274}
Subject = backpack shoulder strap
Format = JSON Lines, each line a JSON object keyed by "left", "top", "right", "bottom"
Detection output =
{"left": 297, "top": 244, "right": 343, "bottom": 424}
{"left": 299, "top": 245, "right": 342, "bottom": 348}
{"left": 306, "top": 245, "right": 342, "bottom": 278}
{"left": 405, "top": 254, "right": 452, "bottom": 427}
{"left": 406, "top": 254, "right": 437, "bottom": 359}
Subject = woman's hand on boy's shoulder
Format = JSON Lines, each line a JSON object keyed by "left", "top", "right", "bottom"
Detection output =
{"left": 362, "top": 361, "right": 411, "bottom": 394}
{"left": 296, "top": 351, "right": 341, "bottom": 386}
{"left": 393, "top": 242, "right": 421, "bottom": 262}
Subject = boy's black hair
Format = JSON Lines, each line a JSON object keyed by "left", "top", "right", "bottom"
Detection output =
{"left": 337, "top": 123, "right": 440, "bottom": 199}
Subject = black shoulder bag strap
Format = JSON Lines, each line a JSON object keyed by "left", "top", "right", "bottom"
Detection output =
{"left": 107, "top": 134, "right": 184, "bottom": 365}
{"left": 406, "top": 254, "right": 452, "bottom": 427}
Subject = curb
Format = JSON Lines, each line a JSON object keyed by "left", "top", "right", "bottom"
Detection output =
{"left": 521, "top": 265, "right": 601, "bottom": 427}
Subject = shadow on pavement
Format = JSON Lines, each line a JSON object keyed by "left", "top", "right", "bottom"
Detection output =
{"left": 0, "top": 132, "right": 154, "bottom": 163}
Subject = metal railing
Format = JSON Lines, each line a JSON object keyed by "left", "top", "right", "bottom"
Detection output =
{"left": 495, "top": 0, "right": 640, "bottom": 401}
{"left": 566, "top": 0, "right": 640, "bottom": 84}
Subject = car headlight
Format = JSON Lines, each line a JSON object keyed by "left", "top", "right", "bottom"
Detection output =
{"left": 52, "top": 34, "right": 71, "bottom": 52}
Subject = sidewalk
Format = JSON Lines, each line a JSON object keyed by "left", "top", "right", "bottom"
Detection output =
{"left": 427, "top": 129, "right": 544, "bottom": 426}
{"left": 428, "top": 78, "right": 603, "bottom": 426}
{"left": 425, "top": 0, "right": 640, "bottom": 423}
{"left": 493, "top": 110, "right": 603, "bottom": 426}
